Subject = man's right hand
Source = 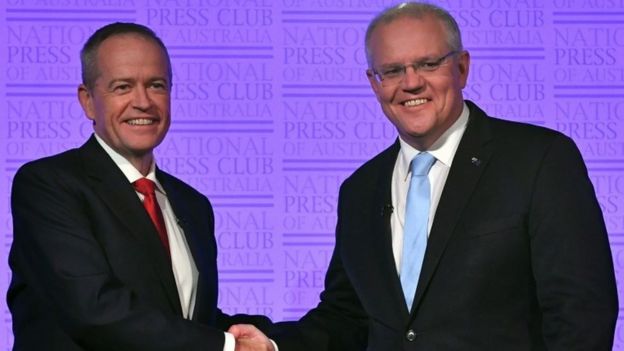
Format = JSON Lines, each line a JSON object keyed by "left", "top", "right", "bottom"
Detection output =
{"left": 229, "top": 324, "right": 275, "bottom": 351}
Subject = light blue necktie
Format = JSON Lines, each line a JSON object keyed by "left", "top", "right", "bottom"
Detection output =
{"left": 400, "top": 152, "right": 436, "bottom": 312}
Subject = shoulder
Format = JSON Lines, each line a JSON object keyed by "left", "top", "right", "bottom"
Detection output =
{"left": 467, "top": 102, "right": 586, "bottom": 177}
{"left": 340, "top": 142, "right": 398, "bottom": 193}
{"left": 487, "top": 116, "right": 578, "bottom": 156}
{"left": 11, "top": 146, "right": 90, "bottom": 206}
{"left": 157, "top": 169, "right": 209, "bottom": 201}
{"left": 489, "top": 116, "right": 560, "bottom": 139}
{"left": 467, "top": 100, "right": 577, "bottom": 155}
{"left": 14, "top": 146, "right": 84, "bottom": 183}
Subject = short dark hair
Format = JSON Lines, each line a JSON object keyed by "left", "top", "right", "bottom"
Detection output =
{"left": 365, "top": 2, "right": 463, "bottom": 67}
{"left": 80, "top": 22, "right": 172, "bottom": 90}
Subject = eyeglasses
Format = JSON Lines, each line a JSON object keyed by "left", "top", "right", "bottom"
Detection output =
{"left": 369, "top": 51, "right": 459, "bottom": 87}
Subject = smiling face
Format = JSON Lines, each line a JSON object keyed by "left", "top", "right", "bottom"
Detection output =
{"left": 78, "top": 33, "right": 171, "bottom": 172}
{"left": 367, "top": 15, "right": 470, "bottom": 150}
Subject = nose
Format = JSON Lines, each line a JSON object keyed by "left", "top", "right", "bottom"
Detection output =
{"left": 132, "top": 86, "right": 152, "bottom": 111}
{"left": 400, "top": 65, "right": 425, "bottom": 91}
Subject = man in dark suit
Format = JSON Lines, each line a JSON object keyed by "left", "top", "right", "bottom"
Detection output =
{"left": 7, "top": 23, "right": 273, "bottom": 351}
{"left": 232, "top": 2, "right": 618, "bottom": 350}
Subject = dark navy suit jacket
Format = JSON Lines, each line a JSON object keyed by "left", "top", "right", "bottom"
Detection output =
{"left": 273, "top": 101, "right": 618, "bottom": 351}
{"left": 8, "top": 135, "right": 271, "bottom": 350}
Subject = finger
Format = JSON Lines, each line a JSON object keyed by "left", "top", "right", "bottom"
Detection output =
{"left": 228, "top": 324, "right": 242, "bottom": 338}
{"left": 229, "top": 324, "right": 258, "bottom": 338}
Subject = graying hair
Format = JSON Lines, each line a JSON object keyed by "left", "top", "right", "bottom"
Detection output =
{"left": 80, "top": 22, "right": 172, "bottom": 90}
{"left": 365, "top": 2, "right": 463, "bottom": 67}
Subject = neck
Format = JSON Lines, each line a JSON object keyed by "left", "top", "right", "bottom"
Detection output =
{"left": 127, "top": 154, "right": 154, "bottom": 176}
{"left": 402, "top": 134, "right": 434, "bottom": 151}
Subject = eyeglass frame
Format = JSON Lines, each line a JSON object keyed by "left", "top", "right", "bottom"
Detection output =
{"left": 367, "top": 50, "right": 460, "bottom": 87}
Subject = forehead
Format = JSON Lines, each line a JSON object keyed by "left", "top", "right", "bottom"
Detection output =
{"left": 369, "top": 15, "right": 449, "bottom": 64}
{"left": 94, "top": 34, "right": 169, "bottom": 78}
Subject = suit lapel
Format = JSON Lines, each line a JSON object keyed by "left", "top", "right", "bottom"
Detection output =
{"left": 368, "top": 142, "right": 411, "bottom": 325}
{"left": 157, "top": 170, "right": 212, "bottom": 276}
{"left": 158, "top": 170, "right": 217, "bottom": 323}
{"left": 410, "top": 102, "right": 495, "bottom": 316}
{"left": 79, "top": 136, "right": 182, "bottom": 315}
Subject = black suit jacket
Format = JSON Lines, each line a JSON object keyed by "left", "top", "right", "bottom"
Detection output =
{"left": 273, "top": 101, "right": 618, "bottom": 350}
{"left": 7, "top": 136, "right": 271, "bottom": 350}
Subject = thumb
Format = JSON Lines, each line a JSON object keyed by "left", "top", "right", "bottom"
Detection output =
{"left": 228, "top": 324, "right": 255, "bottom": 338}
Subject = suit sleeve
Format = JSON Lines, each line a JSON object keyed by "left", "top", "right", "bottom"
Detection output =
{"left": 215, "top": 308, "right": 274, "bottom": 333}
{"left": 10, "top": 163, "right": 225, "bottom": 350}
{"left": 269, "top": 184, "right": 369, "bottom": 351}
{"left": 529, "top": 134, "right": 618, "bottom": 350}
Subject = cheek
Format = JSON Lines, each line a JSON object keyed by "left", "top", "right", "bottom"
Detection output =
{"left": 377, "top": 89, "right": 397, "bottom": 105}
{"left": 153, "top": 93, "right": 170, "bottom": 105}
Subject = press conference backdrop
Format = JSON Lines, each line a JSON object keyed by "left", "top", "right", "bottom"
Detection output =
{"left": 1, "top": 0, "right": 623, "bottom": 348}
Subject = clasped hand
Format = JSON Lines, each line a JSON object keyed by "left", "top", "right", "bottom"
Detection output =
{"left": 229, "top": 324, "right": 275, "bottom": 351}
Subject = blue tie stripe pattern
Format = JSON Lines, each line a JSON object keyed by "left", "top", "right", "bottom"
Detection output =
{"left": 400, "top": 152, "right": 436, "bottom": 312}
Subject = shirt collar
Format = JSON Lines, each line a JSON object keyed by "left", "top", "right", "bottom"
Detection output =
{"left": 398, "top": 102, "right": 470, "bottom": 180}
{"left": 94, "top": 133, "right": 165, "bottom": 194}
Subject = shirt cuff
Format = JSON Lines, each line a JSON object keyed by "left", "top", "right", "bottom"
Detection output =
{"left": 224, "top": 331, "right": 278, "bottom": 351}
{"left": 223, "top": 332, "right": 235, "bottom": 351}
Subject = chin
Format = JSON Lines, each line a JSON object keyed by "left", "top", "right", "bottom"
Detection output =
{"left": 125, "top": 142, "right": 157, "bottom": 154}
{"left": 403, "top": 122, "right": 432, "bottom": 136}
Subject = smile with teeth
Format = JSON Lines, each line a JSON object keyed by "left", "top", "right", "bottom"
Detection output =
{"left": 126, "top": 118, "right": 155, "bottom": 126}
{"left": 403, "top": 98, "right": 428, "bottom": 107}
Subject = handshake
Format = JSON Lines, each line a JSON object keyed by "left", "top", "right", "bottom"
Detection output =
{"left": 229, "top": 324, "right": 276, "bottom": 351}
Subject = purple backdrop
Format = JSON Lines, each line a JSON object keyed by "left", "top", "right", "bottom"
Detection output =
{"left": 1, "top": 0, "right": 623, "bottom": 349}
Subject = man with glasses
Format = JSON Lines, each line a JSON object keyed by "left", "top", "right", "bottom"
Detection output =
{"left": 232, "top": 2, "right": 618, "bottom": 350}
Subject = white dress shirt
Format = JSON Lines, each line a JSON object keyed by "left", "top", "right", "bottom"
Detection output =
{"left": 95, "top": 134, "right": 199, "bottom": 319}
{"left": 390, "top": 103, "right": 470, "bottom": 274}
{"left": 95, "top": 135, "right": 274, "bottom": 351}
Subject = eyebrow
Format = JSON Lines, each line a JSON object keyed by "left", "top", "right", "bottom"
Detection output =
{"left": 106, "top": 77, "right": 169, "bottom": 89}
{"left": 106, "top": 79, "right": 132, "bottom": 89}
{"left": 376, "top": 54, "right": 441, "bottom": 68}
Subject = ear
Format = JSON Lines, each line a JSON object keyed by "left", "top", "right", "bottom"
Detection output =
{"left": 456, "top": 50, "right": 470, "bottom": 89}
{"left": 366, "top": 69, "right": 383, "bottom": 101}
{"left": 78, "top": 84, "right": 96, "bottom": 121}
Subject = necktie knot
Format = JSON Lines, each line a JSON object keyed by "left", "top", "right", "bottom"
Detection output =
{"left": 133, "top": 178, "right": 156, "bottom": 196}
{"left": 410, "top": 152, "right": 436, "bottom": 176}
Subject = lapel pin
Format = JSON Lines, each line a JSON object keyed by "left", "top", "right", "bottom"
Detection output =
{"left": 471, "top": 157, "right": 481, "bottom": 166}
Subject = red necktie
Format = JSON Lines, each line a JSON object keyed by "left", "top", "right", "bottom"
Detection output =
{"left": 133, "top": 178, "right": 170, "bottom": 255}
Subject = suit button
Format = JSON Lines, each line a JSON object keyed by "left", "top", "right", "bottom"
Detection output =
{"left": 406, "top": 329, "right": 416, "bottom": 341}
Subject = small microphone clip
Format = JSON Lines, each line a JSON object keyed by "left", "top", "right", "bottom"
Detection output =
{"left": 381, "top": 204, "right": 394, "bottom": 217}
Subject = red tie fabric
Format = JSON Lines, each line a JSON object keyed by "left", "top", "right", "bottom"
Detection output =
{"left": 133, "top": 178, "right": 170, "bottom": 255}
